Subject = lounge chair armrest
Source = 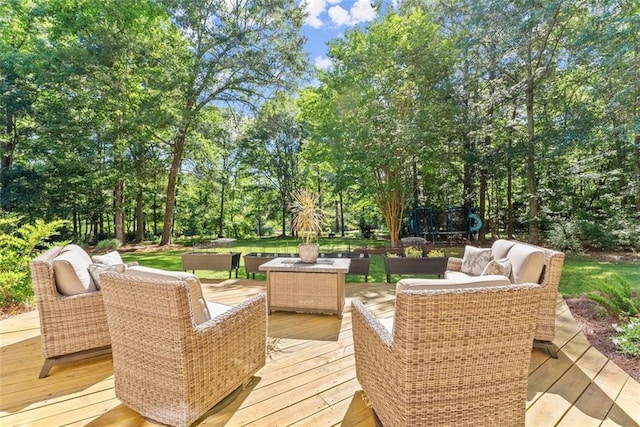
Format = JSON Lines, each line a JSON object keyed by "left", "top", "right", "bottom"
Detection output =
{"left": 351, "top": 299, "right": 393, "bottom": 348}
{"left": 191, "top": 293, "right": 267, "bottom": 384}
{"left": 446, "top": 256, "right": 463, "bottom": 272}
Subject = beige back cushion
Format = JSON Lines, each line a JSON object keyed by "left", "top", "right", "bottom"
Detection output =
{"left": 507, "top": 244, "right": 545, "bottom": 284}
{"left": 53, "top": 250, "right": 96, "bottom": 295}
{"left": 61, "top": 244, "right": 93, "bottom": 265}
{"left": 124, "top": 267, "right": 211, "bottom": 325}
{"left": 397, "top": 275, "right": 512, "bottom": 291}
{"left": 491, "top": 239, "right": 517, "bottom": 260}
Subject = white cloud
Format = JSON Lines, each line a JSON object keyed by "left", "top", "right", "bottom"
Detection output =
{"left": 303, "top": 0, "right": 327, "bottom": 29}
{"left": 328, "top": 5, "right": 351, "bottom": 26}
{"left": 314, "top": 56, "right": 333, "bottom": 71}
{"left": 350, "top": 0, "right": 376, "bottom": 23}
{"left": 302, "top": 0, "right": 376, "bottom": 28}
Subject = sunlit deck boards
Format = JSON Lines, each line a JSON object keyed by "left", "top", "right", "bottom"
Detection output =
{"left": 1, "top": 280, "right": 639, "bottom": 426}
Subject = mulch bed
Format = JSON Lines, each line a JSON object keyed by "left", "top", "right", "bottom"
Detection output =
{"left": 565, "top": 295, "right": 639, "bottom": 382}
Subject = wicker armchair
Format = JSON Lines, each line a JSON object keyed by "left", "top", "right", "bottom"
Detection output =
{"left": 29, "top": 246, "right": 111, "bottom": 378}
{"left": 100, "top": 272, "right": 267, "bottom": 427}
{"left": 446, "top": 240, "right": 565, "bottom": 356}
{"left": 352, "top": 283, "right": 542, "bottom": 427}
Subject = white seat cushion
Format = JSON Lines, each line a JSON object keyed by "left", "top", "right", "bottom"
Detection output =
{"left": 379, "top": 317, "right": 394, "bottom": 334}
{"left": 507, "top": 244, "right": 545, "bottom": 284}
{"left": 126, "top": 265, "right": 197, "bottom": 280}
{"left": 397, "top": 275, "right": 512, "bottom": 291}
{"left": 444, "top": 270, "right": 472, "bottom": 280}
{"left": 206, "top": 301, "right": 233, "bottom": 319}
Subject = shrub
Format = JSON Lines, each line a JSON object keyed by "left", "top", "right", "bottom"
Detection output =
{"left": 612, "top": 319, "right": 640, "bottom": 357}
{"left": 0, "top": 215, "right": 68, "bottom": 306}
{"left": 587, "top": 276, "right": 640, "bottom": 319}
{"left": 403, "top": 246, "right": 423, "bottom": 257}
{"left": 547, "top": 213, "right": 640, "bottom": 252}
{"left": 96, "top": 238, "right": 122, "bottom": 250}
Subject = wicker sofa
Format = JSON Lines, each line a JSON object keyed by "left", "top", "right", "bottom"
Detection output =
{"left": 445, "top": 239, "right": 565, "bottom": 356}
{"left": 100, "top": 272, "right": 267, "bottom": 427}
{"left": 352, "top": 283, "right": 543, "bottom": 426}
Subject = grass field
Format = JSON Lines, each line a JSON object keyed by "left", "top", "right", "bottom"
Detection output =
{"left": 119, "top": 237, "right": 638, "bottom": 297}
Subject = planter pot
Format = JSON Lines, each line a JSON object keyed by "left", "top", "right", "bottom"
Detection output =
{"left": 298, "top": 243, "right": 320, "bottom": 264}
{"left": 383, "top": 255, "right": 448, "bottom": 283}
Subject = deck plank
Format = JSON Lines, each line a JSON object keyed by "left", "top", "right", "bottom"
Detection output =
{"left": 1, "top": 279, "right": 638, "bottom": 426}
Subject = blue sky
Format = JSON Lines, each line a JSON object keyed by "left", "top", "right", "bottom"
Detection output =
{"left": 300, "top": 0, "right": 382, "bottom": 71}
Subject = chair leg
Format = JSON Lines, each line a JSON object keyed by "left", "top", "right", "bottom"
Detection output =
{"left": 534, "top": 339, "right": 558, "bottom": 358}
{"left": 372, "top": 409, "right": 384, "bottom": 427}
{"left": 39, "top": 358, "right": 56, "bottom": 379}
{"left": 38, "top": 346, "right": 112, "bottom": 378}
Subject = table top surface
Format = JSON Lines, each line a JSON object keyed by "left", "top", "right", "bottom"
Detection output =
{"left": 259, "top": 257, "right": 350, "bottom": 273}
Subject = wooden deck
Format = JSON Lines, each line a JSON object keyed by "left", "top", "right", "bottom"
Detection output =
{"left": 1, "top": 279, "right": 639, "bottom": 426}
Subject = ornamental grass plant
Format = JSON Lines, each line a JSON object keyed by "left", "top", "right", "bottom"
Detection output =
{"left": 290, "top": 190, "right": 323, "bottom": 245}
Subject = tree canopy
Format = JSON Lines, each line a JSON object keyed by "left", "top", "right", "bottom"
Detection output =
{"left": 2, "top": 0, "right": 638, "bottom": 251}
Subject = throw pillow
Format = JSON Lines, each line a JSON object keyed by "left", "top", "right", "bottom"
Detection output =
{"left": 460, "top": 246, "right": 492, "bottom": 276}
{"left": 481, "top": 257, "right": 512, "bottom": 278}
{"left": 87, "top": 263, "right": 126, "bottom": 289}
{"left": 91, "top": 251, "right": 124, "bottom": 266}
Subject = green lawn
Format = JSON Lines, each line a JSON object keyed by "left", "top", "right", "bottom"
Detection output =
{"left": 119, "top": 237, "right": 638, "bottom": 297}
{"left": 560, "top": 254, "right": 640, "bottom": 297}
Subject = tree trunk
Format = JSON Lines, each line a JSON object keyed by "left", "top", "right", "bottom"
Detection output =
{"left": 339, "top": 192, "right": 345, "bottom": 237}
{"left": 463, "top": 134, "right": 474, "bottom": 206}
{"left": 160, "top": 127, "right": 187, "bottom": 246}
{"left": 281, "top": 198, "right": 287, "bottom": 237}
{"left": 525, "top": 81, "right": 539, "bottom": 244}
{"left": 1, "top": 113, "right": 18, "bottom": 210}
{"left": 507, "top": 107, "right": 516, "bottom": 239}
{"left": 135, "top": 190, "right": 144, "bottom": 242}
{"left": 114, "top": 180, "right": 125, "bottom": 244}
{"left": 153, "top": 190, "right": 158, "bottom": 236}
{"left": 635, "top": 133, "right": 640, "bottom": 212}
{"left": 479, "top": 101, "right": 494, "bottom": 242}
{"left": 478, "top": 170, "right": 487, "bottom": 242}
{"left": 218, "top": 170, "right": 226, "bottom": 238}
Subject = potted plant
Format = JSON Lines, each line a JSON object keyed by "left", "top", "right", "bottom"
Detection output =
{"left": 290, "top": 190, "right": 322, "bottom": 263}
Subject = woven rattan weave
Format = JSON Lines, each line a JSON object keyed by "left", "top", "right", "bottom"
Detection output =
{"left": 100, "top": 272, "right": 267, "bottom": 427}
{"left": 352, "top": 283, "right": 542, "bottom": 427}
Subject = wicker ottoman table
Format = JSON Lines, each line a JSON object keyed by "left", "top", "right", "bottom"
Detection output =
{"left": 259, "top": 257, "right": 350, "bottom": 318}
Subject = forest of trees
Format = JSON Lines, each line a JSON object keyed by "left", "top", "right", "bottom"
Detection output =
{"left": 2, "top": 0, "right": 639, "bottom": 251}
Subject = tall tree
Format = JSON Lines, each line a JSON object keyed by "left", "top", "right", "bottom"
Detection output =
{"left": 243, "top": 94, "right": 306, "bottom": 236}
{"left": 314, "top": 10, "right": 454, "bottom": 247}
{"left": 157, "top": 0, "right": 307, "bottom": 245}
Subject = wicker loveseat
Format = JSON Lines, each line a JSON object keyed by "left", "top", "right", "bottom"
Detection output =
{"left": 352, "top": 283, "right": 542, "bottom": 426}
{"left": 445, "top": 239, "right": 565, "bottom": 356}
{"left": 100, "top": 272, "right": 267, "bottom": 427}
